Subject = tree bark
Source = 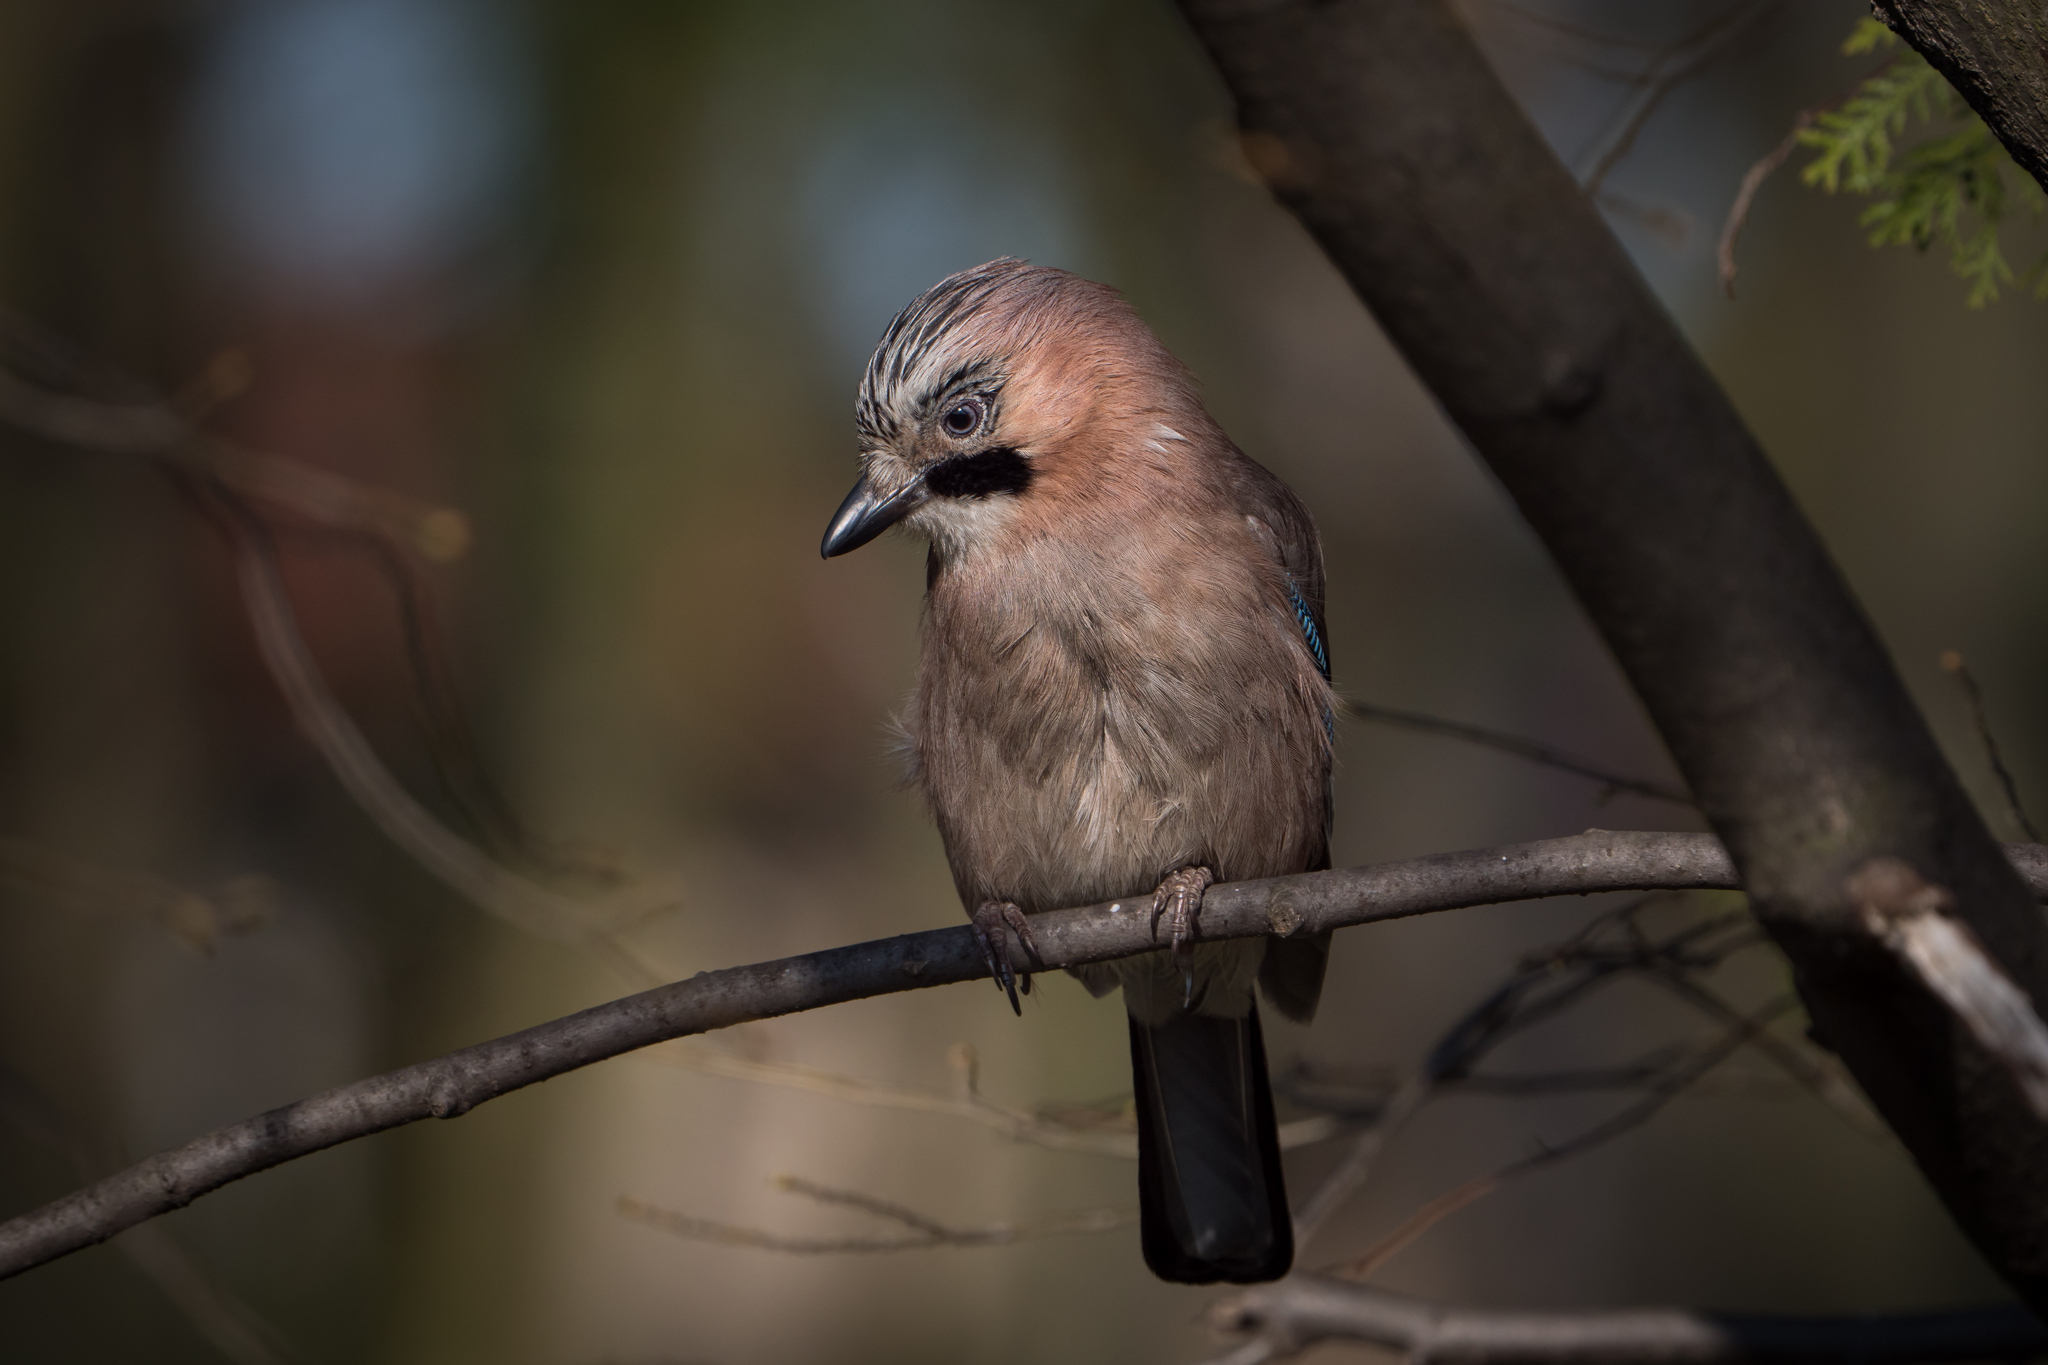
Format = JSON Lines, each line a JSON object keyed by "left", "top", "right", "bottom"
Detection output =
{"left": 1873, "top": 0, "right": 2048, "bottom": 193}
{"left": 1212, "top": 1275, "right": 2048, "bottom": 1365}
{"left": 1175, "top": 0, "right": 2048, "bottom": 1313}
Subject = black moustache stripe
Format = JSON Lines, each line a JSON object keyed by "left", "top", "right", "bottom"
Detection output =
{"left": 925, "top": 447, "right": 1032, "bottom": 500}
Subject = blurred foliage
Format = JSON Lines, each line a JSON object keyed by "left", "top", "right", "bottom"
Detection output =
{"left": 1800, "top": 18, "right": 2047, "bottom": 307}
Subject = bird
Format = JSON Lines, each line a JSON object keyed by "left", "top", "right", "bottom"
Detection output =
{"left": 819, "top": 258, "right": 1334, "bottom": 1285}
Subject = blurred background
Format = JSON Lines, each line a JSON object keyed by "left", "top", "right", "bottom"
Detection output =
{"left": 0, "top": 1, "right": 2043, "bottom": 1361}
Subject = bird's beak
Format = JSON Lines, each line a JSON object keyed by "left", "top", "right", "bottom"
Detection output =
{"left": 820, "top": 467, "right": 926, "bottom": 558}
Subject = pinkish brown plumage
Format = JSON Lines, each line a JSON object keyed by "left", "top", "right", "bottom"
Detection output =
{"left": 822, "top": 258, "right": 1334, "bottom": 1284}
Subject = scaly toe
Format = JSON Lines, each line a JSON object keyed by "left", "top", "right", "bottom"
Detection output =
{"left": 971, "top": 901, "right": 1032, "bottom": 1016}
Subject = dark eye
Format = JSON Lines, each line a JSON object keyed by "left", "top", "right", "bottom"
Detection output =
{"left": 941, "top": 399, "right": 983, "bottom": 437}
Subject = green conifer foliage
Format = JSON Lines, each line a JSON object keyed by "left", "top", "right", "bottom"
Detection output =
{"left": 1801, "top": 18, "right": 2046, "bottom": 306}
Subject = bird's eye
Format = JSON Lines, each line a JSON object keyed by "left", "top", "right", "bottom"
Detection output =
{"left": 941, "top": 399, "right": 983, "bottom": 437}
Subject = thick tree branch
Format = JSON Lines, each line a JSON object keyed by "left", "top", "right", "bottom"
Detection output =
{"left": 1870, "top": 1, "right": 2048, "bottom": 193}
{"left": 1, "top": 833, "right": 2041, "bottom": 1284}
{"left": 1174, "top": 0, "right": 2048, "bottom": 1312}
{"left": 1208, "top": 1275, "right": 2048, "bottom": 1365}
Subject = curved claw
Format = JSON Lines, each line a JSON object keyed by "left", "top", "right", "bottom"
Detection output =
{"left": 971, "top": 901, "right": 1039, "bottom": 1017}
{"left": 1148, "top": 866, "right": 1216, "bottom": 1003}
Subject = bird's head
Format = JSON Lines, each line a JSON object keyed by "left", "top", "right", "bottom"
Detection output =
{"left": 819, "top": 258, "right": 1203, "bottom": 562}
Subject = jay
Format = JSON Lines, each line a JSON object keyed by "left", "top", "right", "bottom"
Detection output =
{"left": 820, "top": 259, "right": 1333, "bottom": 1285}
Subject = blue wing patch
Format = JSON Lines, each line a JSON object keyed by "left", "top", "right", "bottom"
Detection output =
{"left": 1286, "top": 577, "right": 1331, "bottom": 681}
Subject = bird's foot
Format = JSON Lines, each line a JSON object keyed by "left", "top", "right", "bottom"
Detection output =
{"left": 971, "top": 901, "right": 1039, "bottom": 1016}
{"left": 1149, "top": 866, "right": 1215, "bottom": 1004}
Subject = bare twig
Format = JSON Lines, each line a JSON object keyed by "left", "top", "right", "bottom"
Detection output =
{"left": 1645, "top": 967, "right": 1883, "bottom": 1138}
{"left": 1207, "top": 1275, "right": 2047, "bottom": 1365}
{"left": 1346, "top": 701, "right": 1691, "bottom": 805}
{"left": 1329, "top": 996, "right": 1795, "bottom": 1280}
{"left": 1943, "top": 651, "right": 2041, "bottom": 843}
{"left": 1292, "top": 895, "right": 1853, "bottom": 1261}
{"left": 1291, "top": 1073, "right": 1431, "bottom": 1249}
{"left": 0, "top": 827, "right": 1881, "bottom": 1281}
{"left": 617, "top": 1177, "right": 1135, "bottom": 1254}
{"left": 1717, "top": 113, "right": 1812, "bottom": 298}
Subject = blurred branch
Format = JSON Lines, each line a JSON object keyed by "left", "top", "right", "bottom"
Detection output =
{"left": 1578, "top": 1, "right": 1785, "bottom": 194}
{"left": 1330, "top": 995, "right": 1795, "bottom": 1281}
{"left": 7, "top": 831, "right": 2040, "bottom": 1282}
{"left": 0, "top": 327, "right": 683, "bottom": 984}
{"left": 1593, "top": 191, "right": 1694, "bottom": 251}
{"left": 1204, "top": 1275, "right": 2047, "bottom": 1365}
{"left": 1296, "top": 894, "right": 1859, "bottom": 1258}
{"left": 1643, "top": 965, "right": 1882, "bottom": 1136}
{"left": 1290, "top": 1073, "right": 1430, "bottom": 1248}
{"left": 192, "top": 484, "right": 676, "bottom": 977}
{"left": 1346, "top": 701, "right": 1691, "bottom": 805}
{"left": 1482, "top": 0, "right": 1782, "bottom": 167}
{"left": 1644, "top": 971, "right": 1880, "bottom": 1137}
{"left": 0, "top": 837, "right": 278, "bottom": 955}
{"left": 0, "top": 357, "right": 468, "bottom": 561}
{"left": 648, "top": 1039, "right": 1341, "bottom": 1159}
{"left": 617, "top": 1177, "right": 1134, "bottom": 1255}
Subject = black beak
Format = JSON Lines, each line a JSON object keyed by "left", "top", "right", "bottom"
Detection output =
{"left": 820, "top": 468, "right": 925, "bottom": 558}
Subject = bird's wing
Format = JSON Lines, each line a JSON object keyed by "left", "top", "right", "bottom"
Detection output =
{"left": 1231, "top": 454, "right": 1336, "bottom": 1024}
{"left": 1231, "top": 456, "right": 1329, "bottom": 682}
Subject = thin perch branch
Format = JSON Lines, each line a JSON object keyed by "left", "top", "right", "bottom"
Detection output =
{"left": 3, "top": 832, "right": 2043, "bottom": 1283}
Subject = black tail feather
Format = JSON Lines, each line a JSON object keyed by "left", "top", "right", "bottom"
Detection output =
{"left": 1129, "top": 1004, "right": 1293, "bottom": 1284}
